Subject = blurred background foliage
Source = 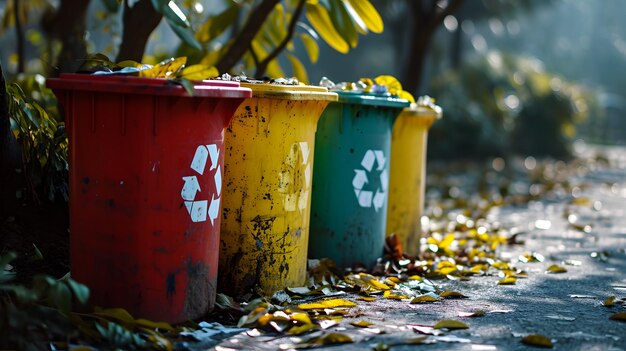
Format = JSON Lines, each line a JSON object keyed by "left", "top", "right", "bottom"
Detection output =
{"left": 1, "top": 0, "right": 626, "bottom": 206}
{"left": 428, "top": 52, "right": 596, "bottom": 159}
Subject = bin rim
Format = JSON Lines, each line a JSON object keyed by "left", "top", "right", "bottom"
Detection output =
{"left": 401, "top": 103, "right": 443, "bottom": 120}
{"left": 239, "top": 82, "right": 338, "bottom": 101}
{"left": 335, "top": 90, "right": 410, "bottom": 109}
{"left": 46, "top": 73, "right": 252, "bottom": 99}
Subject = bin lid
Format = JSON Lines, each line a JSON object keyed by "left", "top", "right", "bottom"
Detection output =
{"left": 335, "top": 90, "right": 410, "bottom": 109}
{"left": 46, "top": 74, "right": 252, "bottom": 98}
{"left": 402, "top": 98, "right": 443, "bottom": 120}
{"left": 240, "top": 82, "right": 338, "bottom": 101}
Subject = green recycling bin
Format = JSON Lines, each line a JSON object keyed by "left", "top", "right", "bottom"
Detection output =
{"left": 309, "top": 91, "right": 409, "bottom": 269}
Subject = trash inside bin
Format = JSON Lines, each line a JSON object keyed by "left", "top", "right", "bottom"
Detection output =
{"left": 309, "top": 80, "right": 409, "bottom": 269}
{"left": 386, "top": 97, "right": 442, "bottom": 255}
{"left": 219, "top": 81, "right": 337, "bottom": 296}
{"left": 47, "top": 74, "right": 251, "bottom": 323}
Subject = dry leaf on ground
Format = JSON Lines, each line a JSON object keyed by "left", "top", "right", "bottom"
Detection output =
{"left": 521, "top": 334, "right": 553, "bottom": 348}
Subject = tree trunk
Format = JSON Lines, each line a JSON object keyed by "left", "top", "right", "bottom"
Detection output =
{"left": 401, "top": 0, "right": 465, "bottom": 95}
{"left": 403, "top": 22, "right": 431, "bottom": 96}
{"left": 43, "top": 0, "right": 91, "bottom": 75}
{"left": 0, "top": 61, "right": 24, "bottom": 219}
{"left": 116, "top": 0, "right": 163, "bottom": 62}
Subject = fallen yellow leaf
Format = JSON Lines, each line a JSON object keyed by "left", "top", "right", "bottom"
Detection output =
{"left": 387, "top": 276, "right": 401, "bottom": 284}
{"left": 410, "top": 295, "right": 440, "bottom": 304}
{"left": 356, "top": 296, "right": 376, "bottom": 302}
{"left": 298, "top": 298, "right": 356, "bottom": 310}
{"left": 288, "top": 323, "right": 317, "bottom": 335}
{"left": 571, "top": 197, "right": 591, "bottom": 206}
{"left": 291, "top": 312, "right": 312, "bottom": 325}
{"left": 405, "top": 336, "right": 428, "bottom": 344}
{"left": 383, "top": 290, "right": 405, "bottom": 300}
{"left": 521, "top": 334, "right": 553, "bottom": 348}
{"left": 323, "top": 308, "right": 349, "bottom": 316}
{"left": 304, "top": 332, "right": 353, "bottom": 345}
{"left": 433, "top": 320, "right": 469, "bottom": 330}
{"left": 350, "top": 321, "right": 374, "bottom": 328}
{"left": 437, "top": 266, "right": 459, "bottom": 275}
{"left": 498, "top": 276, "right": 517, "bottom": 285}
{"left": 440, "top": 290, "right": 467, "bottom": 299}
{"left": 546, "top": 264, "right": 567, "bottom": 274}
{"left": 458, "top": 310, "right": 485, "bottom": 318}
{"left": 610, "top": 312, "right": 626, "bottom": 321}
{"left": 361, "top": 275, "right": 391, "bottom": 290}
{"left": 603, "top": 296, "right": 616, "bottom": 307}
{"left": 491, "top": 261, "right": 511, "bottom": 270}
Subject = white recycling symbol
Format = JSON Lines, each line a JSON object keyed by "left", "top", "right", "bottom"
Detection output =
{"left": 181, "top": 144, "right": 222, "bottom": 224}
{"left": 278, "top": 142, "right": 311, "bottom": 213}
{"left": 352, "top": 149, "right": 388, "bottom": 212}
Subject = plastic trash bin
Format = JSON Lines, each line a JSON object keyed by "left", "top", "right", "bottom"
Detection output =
{"left": 219, "top": 82, "right": 337, "bottom": 296}
{"left": 309, "top": 91, "right": 409, "bottom": 269}
{"left": 386, "top": 100, "right": 442, "bottom": 255}
{"left": 47, "top": 74, "right": 251, "bottom": 323}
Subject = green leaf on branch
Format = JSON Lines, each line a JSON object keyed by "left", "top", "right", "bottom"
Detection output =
{"left": 341, "top": 0, "right": 368, "bottom": 34}
{"left": 300, "top": 33, "right": 319, "bottom": 63}
{"left": 196, "top": 2, "right": 240, "bottom": 43}
{"left": 305, "top": 3, "right": 349, "bottom": 53}
{"left": 167, "top": 19, "right": 202, "bottom": 50}
{"left": 32, "top": 243, "right": 44, "bottom": 261}
{"left": 64, "top": 278, "right": 90, "bottom": 305}
{"left": 151, "top": 0, "right": 188, "bottom": 27}
{"left": 287, "top": 54, "right": 308, "bottom": 83}
{"left": 346, "top": 0, "right": 383, "bottom": 33}
{"left": 329, "top": 0, "right": 358, "bottom": 48}
{"left": 175, "top": 78, "right": 195, "bottom": 96}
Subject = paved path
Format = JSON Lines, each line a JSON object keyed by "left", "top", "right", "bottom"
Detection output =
{"left": 193, "top": 145, "right": 626, "bottom": 351}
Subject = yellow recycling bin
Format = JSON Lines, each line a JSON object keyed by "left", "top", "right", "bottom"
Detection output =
{"left": 219, "top": 82, "right": 337, "bottom": 296}
{"left": 386, "top": 98, "right": 442, "bottom": 255}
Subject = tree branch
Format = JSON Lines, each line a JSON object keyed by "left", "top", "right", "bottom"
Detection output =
{"left": 216, "top": 0, "right": 281, "bottom": 74}
{"left": 403, "top": 0, "right": 465, "bottom": 95}
{"left": 255, "top": 0, "right": 306, "bottom": 77}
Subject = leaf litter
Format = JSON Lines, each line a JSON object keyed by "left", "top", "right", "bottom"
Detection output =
{"left": 200, "top": 157, "right": 607, "bottom": 349}
{"left": 6, "top": 156, "right": 611, "bottom": 349}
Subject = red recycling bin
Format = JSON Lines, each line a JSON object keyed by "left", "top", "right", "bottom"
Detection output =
{"left": 47, "top": 74, "right": 251, "bottom": 323}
